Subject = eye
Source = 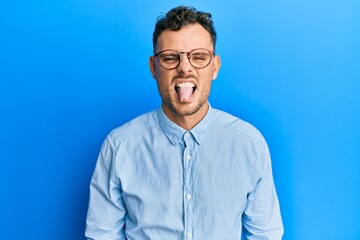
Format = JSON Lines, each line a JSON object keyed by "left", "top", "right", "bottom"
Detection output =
{"left": 191, "top": 53, "right": 209, "bottom": 62}
{"left": 160, "top": 53, "right": 179, "bottom": 63}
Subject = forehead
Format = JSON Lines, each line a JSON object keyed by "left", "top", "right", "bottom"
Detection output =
{"left": 156, "top": 23, "right": 213, "bottom": 52}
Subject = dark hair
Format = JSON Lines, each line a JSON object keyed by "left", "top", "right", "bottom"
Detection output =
{"left": 152, "top": 6, "right": 217, "bottom": 53}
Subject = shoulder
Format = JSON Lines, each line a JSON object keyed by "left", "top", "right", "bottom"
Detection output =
{"left": 213, "top": 109, "right": 268, "bottom": 156}
{"left": 106, "top": 109, "right": 159, "bottom": 146}
{"left": 210, "top": 108, "right": 271, "bottom": 174}
{"left": 213, "top": 109, "right": 263, "bottom": 139}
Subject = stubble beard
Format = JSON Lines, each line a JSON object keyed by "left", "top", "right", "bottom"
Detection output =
{"left": 160, "top": 86, "right": 211, "bottom": 117}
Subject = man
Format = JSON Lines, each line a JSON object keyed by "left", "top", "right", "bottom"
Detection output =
{"left": 86, "top": 6, "right": 283, "bottom": 240}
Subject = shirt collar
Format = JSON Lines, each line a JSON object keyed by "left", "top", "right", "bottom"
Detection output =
{"left": 157, "top": 104, "right": 214, "bottom": 145}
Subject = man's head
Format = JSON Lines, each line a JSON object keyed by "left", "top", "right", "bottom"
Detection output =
{"left": 152, "top": 6, "right": 217, "bottom": 53}
{"left": 149, "top": 6, "right": 221, "bottom": 129}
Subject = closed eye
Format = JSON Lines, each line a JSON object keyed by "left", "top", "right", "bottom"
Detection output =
{"left": 161, "top": 54, "right": 179, "bottom": 62}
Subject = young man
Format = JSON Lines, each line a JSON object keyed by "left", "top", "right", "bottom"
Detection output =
{"left": 86, "top": 6, "right": 283, "bottom": 240}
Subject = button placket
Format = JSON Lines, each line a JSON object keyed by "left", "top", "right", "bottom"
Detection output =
{"left": 183, "top": 131, "right": 194, "bottom": 240}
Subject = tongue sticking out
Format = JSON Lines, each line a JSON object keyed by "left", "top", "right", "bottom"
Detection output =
{"left": 177, "top": 86, "right": 193, "bottom": 102}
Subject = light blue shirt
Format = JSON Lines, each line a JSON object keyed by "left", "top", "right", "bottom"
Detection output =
{"left": 85, "top": 105, "right": 283, "bottom": 240}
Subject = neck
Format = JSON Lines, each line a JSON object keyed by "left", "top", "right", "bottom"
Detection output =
{"left": 162, "top": 102, "right": 209, "bottom": 130}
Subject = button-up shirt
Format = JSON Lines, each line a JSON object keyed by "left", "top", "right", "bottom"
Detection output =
{"left": 85, "top": 105, "right": 283, "bottom": 239}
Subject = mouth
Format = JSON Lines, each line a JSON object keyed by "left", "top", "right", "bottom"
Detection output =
{"left": 175, "top": 82, "right": 196, "bottom": 103}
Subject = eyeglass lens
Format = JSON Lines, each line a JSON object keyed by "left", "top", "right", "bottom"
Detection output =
{"left": 157, "top": 49, "right": 213, "bottom": 70}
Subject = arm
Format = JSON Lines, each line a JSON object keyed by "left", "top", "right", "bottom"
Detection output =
{"left": 242, "top": 140, "right": 284, "bottom": 240}
{"left": 85, "top": 137, "right": 127, "bottom": 240}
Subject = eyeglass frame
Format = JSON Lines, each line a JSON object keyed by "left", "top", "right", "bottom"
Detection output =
{"left": 154, "top": 48, "right": 215, "bottom": 70}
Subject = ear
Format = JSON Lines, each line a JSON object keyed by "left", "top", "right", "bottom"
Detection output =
{"left": 149, "top": 56, "right": 157, "bottom": 79}
{"left": 212, "top": 55, "right": 221, "bottom": 80}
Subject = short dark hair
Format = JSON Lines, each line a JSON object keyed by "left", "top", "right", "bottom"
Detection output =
{"left": 152, "top": 6, "right": 217, "bottom": 53}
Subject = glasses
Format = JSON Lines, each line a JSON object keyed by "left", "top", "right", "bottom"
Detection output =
{"left": 154, "top": 48, "right": 215, "bottom": 70}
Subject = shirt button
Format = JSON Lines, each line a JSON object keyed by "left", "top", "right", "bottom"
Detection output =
{"left": 186, "top": 193, "right": 192, "bottom": 200}
{"left": 185, "top": 155, "right": 191, "bottom": 160}
{"left": 185, "top": 132, "right": 190, "bottom": 138}
{"left": 186, "top": 232, "right": 192, "bottom": 238}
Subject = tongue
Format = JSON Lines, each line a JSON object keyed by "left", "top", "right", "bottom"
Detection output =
{"left": 178, "top": 86, "right": 193, "bottom": 102}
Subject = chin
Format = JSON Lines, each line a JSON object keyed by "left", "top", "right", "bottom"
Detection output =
{"left": 171, "top": 101, "right": 206, "bottom": 117}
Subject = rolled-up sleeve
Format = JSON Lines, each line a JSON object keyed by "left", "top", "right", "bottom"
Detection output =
{"left": 242, "top": 139, "right": 284, "bottom": 239}
{"left": 85, "top": 137, "right": 127, "bottom": 240}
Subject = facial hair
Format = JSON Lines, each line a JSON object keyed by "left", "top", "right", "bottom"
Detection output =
{"left": 158, "top": 73, "right": 211, "bottom": 117}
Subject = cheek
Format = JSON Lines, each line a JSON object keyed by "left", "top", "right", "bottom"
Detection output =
{"left": 155, "top": 73, "right": 172, "bottom": 92}
{"left": 200, "top": 71, "right": 215, "bottom": 86}
{"left": 155, "top": 68, "right": 173, "bottom": 85}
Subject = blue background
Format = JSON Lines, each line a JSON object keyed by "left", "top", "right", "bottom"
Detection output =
{"left": 1, "top": 0, "right": 359, "bottom": 239}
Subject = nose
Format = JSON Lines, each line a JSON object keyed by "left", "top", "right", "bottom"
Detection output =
{"left": 177, "top": 53, "right": 193, "bottom": 73}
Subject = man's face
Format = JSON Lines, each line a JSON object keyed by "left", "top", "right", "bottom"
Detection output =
{"left": 149, "top": 23, "right": 221, "bottom": 122}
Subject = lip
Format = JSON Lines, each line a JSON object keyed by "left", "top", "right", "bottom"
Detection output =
{"left": 173, "top": 77, "right": 197, "bottom": 86}
{"left": 174, "top": 77, "right": 195, "bottom": 83}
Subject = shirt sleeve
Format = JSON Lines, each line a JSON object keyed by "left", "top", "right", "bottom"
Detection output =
{"left": 242, "top": 137, "right": 284, "bottom": 240}
{"left": 85, "top": 136, "right": 127, "bottom": 240}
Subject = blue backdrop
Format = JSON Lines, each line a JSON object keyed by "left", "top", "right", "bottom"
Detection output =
{"left": 1, "top": 0, "right": 359, "bottom": 239}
